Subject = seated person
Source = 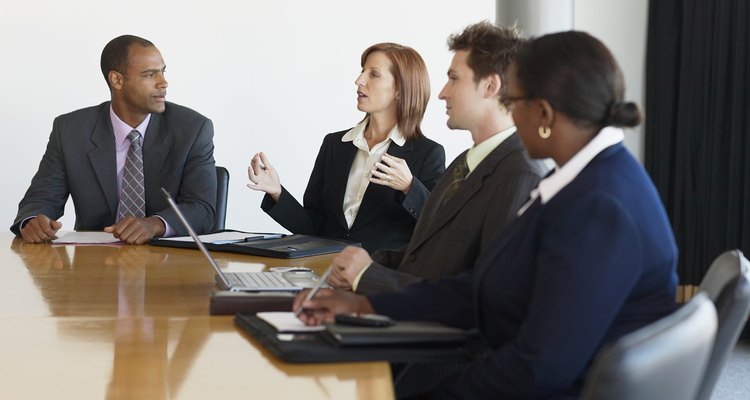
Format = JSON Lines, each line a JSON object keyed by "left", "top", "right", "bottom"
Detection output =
{"left": 295, "top": 31, "right": 679, "bottom": 399}
{"left": 326, "top": 22, "right": 546, "bottom": 294}
{"left": 247, "top": 43, "right": 445, "bottom": 253}
{"left": 11, "top": 35, "right": 216, "bottom": 245}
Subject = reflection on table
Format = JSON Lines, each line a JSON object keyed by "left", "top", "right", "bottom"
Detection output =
{"left": 0, "top": 233, "right": 392, "bottom": 399}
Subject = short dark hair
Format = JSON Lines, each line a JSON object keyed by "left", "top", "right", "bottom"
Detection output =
{"left": 100, "top": 35, "right": 154, "bottom": 88}
{"left": 447, "top": 21, "right": 523, "bottom": 106}
{"left": 514, "top": 31, "right": 641, "bottom": 129}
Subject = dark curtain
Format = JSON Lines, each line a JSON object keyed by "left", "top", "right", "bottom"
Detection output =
{"left": 645, "top": 0, "right": 750, "bottom": 286}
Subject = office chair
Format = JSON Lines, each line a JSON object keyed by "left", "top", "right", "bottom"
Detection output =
{"left": 213, "top": 166, "right": 229, "bottom": 232}
{"left": 694, "top": 250, "right": 750, "bottom": 400}
{"left": 581, "top": 293, "right": 717, "bottom": 400}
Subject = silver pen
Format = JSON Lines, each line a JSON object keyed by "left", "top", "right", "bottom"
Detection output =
{"left": 294, "top": 266, "right": 333, "bottom": 318}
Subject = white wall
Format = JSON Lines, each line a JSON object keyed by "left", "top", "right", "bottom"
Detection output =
{"left": 0, "top": 0, "right": 494, "bottom": 234}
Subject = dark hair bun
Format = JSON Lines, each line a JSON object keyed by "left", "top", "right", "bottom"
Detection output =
{"left": 606, "top": 101, "right": 641, "bottom": 127}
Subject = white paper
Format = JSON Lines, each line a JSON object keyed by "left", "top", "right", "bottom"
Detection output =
{"left": 164, "top": 231, "right": 255, "bottom": 243}
{"left": 52, "top": 231, "right": 121, "bottom": 244}
{"left": 163, "top": 231, "right": 281, "bottom": 244}
{"left": 257, "top": 311, "right": 325, "bottom": 332}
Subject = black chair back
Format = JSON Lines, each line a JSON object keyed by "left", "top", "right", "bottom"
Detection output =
{"left": 581, "top": 293, "right": 717, "bottom": 400}
{"left": 695, "top": 250, "right": 750, "bottom": 400}
{"left": 213, "top": 166, "right": 229, "bottom": 232}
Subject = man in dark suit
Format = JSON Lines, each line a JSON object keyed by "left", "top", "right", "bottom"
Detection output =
{"left": 328, "top": 22, "right": 547, "bottom": 293}
{"left": 11, "top": 35, "right": 216, "bottom": 244}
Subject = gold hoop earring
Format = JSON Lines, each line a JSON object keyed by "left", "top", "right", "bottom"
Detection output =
{"left": 538, "top": 126, "right": 551, "bottom": 139}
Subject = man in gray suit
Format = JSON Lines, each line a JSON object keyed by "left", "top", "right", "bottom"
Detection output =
{"left": 328, "top": 22, "right": 547, "bottom": 294}
{"left": 11, "top": 35, "right": 216, "bottom": 244}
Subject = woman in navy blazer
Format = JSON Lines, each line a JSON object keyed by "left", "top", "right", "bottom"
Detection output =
{"left": 295, "top": 32, "right": 679, "bottom": 399}
{"left": 247, "top": 43, "right": 445, "bottom": 252}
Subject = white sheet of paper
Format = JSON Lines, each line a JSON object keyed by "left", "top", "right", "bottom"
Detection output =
{"left": 52, "top": 232, "right": 121, "bottom": 244}
{"left": 257, "top": 311, "right": 325, "bottom": 332}
{"left": 165, "top": 231, "right": 256, "bottom": 243}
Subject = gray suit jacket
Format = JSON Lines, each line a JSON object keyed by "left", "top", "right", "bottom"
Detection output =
{"left": 356, "top": 133, "right": 547, "bottom": 294}
{"left": 11, "top": 101, "right": 217, "bottom": 236}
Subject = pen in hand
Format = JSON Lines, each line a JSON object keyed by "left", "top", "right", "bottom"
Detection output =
{"left": 294, "top": 266, "right": 334, "bottom": 318}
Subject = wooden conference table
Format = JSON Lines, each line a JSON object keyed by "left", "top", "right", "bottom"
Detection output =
{"left": 0, "top": 232, "right": 393, "bottom": 399}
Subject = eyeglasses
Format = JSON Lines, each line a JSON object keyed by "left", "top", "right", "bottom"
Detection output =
{"left": 504, "top": 95, "right": 534, "bottom": 111}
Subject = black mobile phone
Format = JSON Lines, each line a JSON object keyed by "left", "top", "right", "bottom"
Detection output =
{"left": 334, "top": 313, "right": 395, "bottom": 327}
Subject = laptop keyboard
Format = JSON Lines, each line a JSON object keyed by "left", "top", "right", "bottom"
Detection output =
{"left": 227, "top": 272, "right": 294, "bottom": 289}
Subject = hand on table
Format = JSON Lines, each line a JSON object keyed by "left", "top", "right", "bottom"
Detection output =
{"left": 327, "top": 246, "right": 373, "bottom": 290}
{"left": 20, "top": 214, "right": 62, "bottom": 243}
{"left": 292, "top": 288, "right": 375, "bottom": 326}
{"left": 105, "top": 216, "right": 165, "bottom": 245}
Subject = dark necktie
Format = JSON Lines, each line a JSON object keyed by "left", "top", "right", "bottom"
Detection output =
{"left": 118, "top": 130, "right": 146, "bottom": 220}
{"left": 440, "top": 154, "right": 469, "bottom": 208}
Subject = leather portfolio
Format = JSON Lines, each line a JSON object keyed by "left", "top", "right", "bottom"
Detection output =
{"left": 234, "top": 313, "right": 478, "bottom": 364}
{"left": 149, "top": 230, "right": 358, "bottom": 258}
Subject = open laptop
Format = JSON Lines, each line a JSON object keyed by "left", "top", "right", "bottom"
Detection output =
{"left": 161, "top": 188, "right": 322, "bottom": 292}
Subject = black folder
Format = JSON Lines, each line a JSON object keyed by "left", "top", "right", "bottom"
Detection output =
{"left": 234, "top": 313, "right": 478, "bottom": 364}
{"left": 149, "top": 231, "right": 358, "bottom": 258}
{"left": 321, "top": 321, "right": 467, "bottom": 347}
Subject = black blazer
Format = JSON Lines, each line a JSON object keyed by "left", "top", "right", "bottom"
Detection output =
{"left": 11, "top": 101, "right": 217, "bottom": 236}
{"left": 262, "top": 129, "right": 445, "bottom": 252}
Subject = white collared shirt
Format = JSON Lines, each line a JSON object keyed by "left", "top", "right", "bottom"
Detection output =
{"left": 517, "top": 127, "right": 625, "bottom": 216}
{"left": 341, "top": 118, "right": 406, "bottom": 228}
{"left": 465, "top": 125, "right": 516, "bottom": 176}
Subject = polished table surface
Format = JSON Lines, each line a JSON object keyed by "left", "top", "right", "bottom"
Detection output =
{"left": 0, "top": 232, "right": 393, "bottom": 399}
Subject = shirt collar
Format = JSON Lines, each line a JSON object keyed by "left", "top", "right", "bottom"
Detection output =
{"left": 110, "top": 105, "right": 151, "bottom": 145}
{"left": 466, "top": 125, "right": 516, "bottom": 173}
{"left": 342, "top": 117, "right": 406, "bottom": 150}
{"left": 533, "top": 126, "right": 624, "bottom": 205}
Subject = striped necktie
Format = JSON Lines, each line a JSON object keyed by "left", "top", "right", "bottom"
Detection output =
{"left": 440, "top": 154, "right": 469, "bottom": 208}
{"left": 118, "top": 130, "right": 146, "bottom": 220}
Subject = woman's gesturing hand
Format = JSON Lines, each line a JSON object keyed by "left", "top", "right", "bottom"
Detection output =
{"left": 370, "top": 153, "right": 413, "bottom": 194}
{"left": 247, "top": 152, "right": 282, "bottom": 201}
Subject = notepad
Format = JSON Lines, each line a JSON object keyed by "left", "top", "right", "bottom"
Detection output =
{"left": 257, "top": 312, "right": 326, "bottom": 333}
{"left": 52, "top": 232, "right": 121, "bottom": 244}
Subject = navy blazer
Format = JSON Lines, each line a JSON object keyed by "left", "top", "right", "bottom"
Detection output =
{"left": 11, "top": 102, "right": 217, "bottom": 236}
{"left": 262, "top": 129, "right": 445, "bottom": 252}
{"left": 368, "top": 143, "right": 678, "bottom": 399}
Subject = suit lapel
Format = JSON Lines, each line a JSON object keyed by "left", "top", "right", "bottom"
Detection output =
{"left": 409, "top": 135, "right": 523, "bottom": 250}
{"left": 352, "top": 140, "right": 413, "bottom": 228}
{"left": 87, "top": 104, "right": 118, "bottom": 217}
{"left": 331, "top": 140, "right": 359, "bottom": 230}
{"left": 142, "top": 112, "right": 170, "bottom": 208}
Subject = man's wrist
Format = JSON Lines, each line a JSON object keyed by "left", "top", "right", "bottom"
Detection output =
{"left": 146, "top": 216, "right": 167, "bottom": 237}
{"left": 351, "top": 264, "right": 372, "bottom": 292}
{"left": 19, "top": 216, "right": 36, "bottom": 230}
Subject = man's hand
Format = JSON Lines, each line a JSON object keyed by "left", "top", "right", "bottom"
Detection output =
{"left": 292, "top": 288, "right": 375, "bottom": 326}
{"left": 328, "top": 246, "right": 373, "bottom": 290}
{"left": 105, "top": 216, "right": 166, "bottom": 245}
{"left": 20, "top": 214, "right": 62, "bottom": 243}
